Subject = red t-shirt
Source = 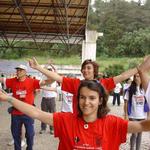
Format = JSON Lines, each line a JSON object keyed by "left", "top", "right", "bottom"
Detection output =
{"left": 62, "top": 77, "right": 115, "bottom": 114}
{"left": 6, "top": 77, "right": 40, "bottom": 115}
{"left": 54, "top": 113, "right": 128, "bottom": 150}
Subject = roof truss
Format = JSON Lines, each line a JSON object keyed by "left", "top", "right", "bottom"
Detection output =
{"left": 0, "top": 0, "right": 89, "bottom": 51}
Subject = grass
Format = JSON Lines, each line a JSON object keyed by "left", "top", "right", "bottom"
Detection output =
{"left": 16, "top": 55, "right": 143, "bottom": 72}
{"left": 17, "top": 55, "right": 81, "bottom": 65}
{"left": 96, "top": 57, "right": 143, "bottom": 71}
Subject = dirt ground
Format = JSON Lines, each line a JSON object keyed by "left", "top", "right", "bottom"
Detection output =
{"left": 0, "top": 94, "right": 150, "bottom": 150}
{"left": 0, "top": 93, "right": 59, "bottom": 150}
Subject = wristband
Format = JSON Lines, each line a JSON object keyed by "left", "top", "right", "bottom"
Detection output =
{"left": 7, "top": 97, "right": 13, "bottom": 104}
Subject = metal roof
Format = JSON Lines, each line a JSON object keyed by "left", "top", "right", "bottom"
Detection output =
{"left": 0, "top": 0, "right": 90, "bottom": 50}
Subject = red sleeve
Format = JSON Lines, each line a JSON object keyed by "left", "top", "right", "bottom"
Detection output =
{"left": 53, "top": 112, "right": 61, "bottom": 138}
{"left": 116, "top": 117, "right": 128, "bottom": 143}
{"left": 100, "top": 78, "right": 115, "bottom": 92}
{"left": 62, "top": 77, "right": 80, "bottom": 94}
{"left": 120, "top": 119, "right": 128, "bottom": 143}
{"left": 53, "top": 112, "right": 73, "bottom": 138}
{"left": 33, "top": 79, "right": 40, "bottom": 89}
{"left": 104, "top": 115, "right": 128, "bottom": 144}
{"left": 6, "top": 78, "right": 15, "bottom": 89}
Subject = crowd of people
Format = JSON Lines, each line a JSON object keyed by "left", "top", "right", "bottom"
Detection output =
{"left": 0, "top": 55, "right": 150, "bottom": 150}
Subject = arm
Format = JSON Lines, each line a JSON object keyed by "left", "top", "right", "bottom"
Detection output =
{"left": 40, "top": 79, "right": 54, "bottom": 86}
{"left": 137, "top": 55, "right": 150, "bottom": 92}
{"left": 113, "top": 55, "right": 150, "bottom": 84}
{"left": 113, "top": 68, "right": 138, "bottom": 84}
{"left": 0, "top": 78, "right": 4, "bottom": 83}
{"left": 29, "top": 57, "right": 63, "bottom": 83}
{"left": 0, "top": 90, "right": 53, "bottom": 126}
{"left": 128, "top": 120, "right": 150, "bottom": 133}
{"left": 124, "top": 100, "right": 128, "bottom": 120}
{"left": 49, "top": 63, "right": 56, "bottom": 72}
{"left": 138, "top": 69, "right": 149, "bottom": 92}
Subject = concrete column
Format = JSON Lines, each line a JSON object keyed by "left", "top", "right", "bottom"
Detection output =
{"left": 82, "top": 30, "right": 103, "bottom": 62}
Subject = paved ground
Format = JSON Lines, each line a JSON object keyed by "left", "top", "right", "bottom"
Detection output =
{"left": 0, "top": 95, "right": 150, "bottom": 150}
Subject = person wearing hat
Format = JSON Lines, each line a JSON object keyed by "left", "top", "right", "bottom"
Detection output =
{"left": 0, "top": 64, "right": 52, "bottom": 150}
{"left": 2, "top": 80, "right": 150, "bottom": 149}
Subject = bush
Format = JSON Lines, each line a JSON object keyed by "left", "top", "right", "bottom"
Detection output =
{"left": 103, "top": 64, "right": 125, "bottom": 77}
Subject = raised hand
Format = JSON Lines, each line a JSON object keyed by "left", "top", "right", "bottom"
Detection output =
{"left": 0, "top": 90, "right": 9, "bottom": 102}
{"left": 29, "top": 57, "right": 40, "bottom": 69}
{"left": 138, "top": 55, "right": 150, "bottom": 72}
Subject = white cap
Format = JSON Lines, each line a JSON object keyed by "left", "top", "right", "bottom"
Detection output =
{"left": 15, "top": 64, "right": 27, "bottom": 71}
{"left": 47, "top": 66, "right": 52, "bottom": 69}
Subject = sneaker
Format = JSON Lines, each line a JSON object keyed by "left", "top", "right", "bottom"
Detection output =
{"left": 21, "top": 140, "right": 26, "bottom": 147}
{"left": 39, "top": 130, "right": 46, "bottom": 134}
{"left": 8, "top": 139, "right": 14, "bottom": 146}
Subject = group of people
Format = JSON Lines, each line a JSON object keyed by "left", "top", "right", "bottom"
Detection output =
{"left": 0, "top": 56, "right": 150, "bottom": 150}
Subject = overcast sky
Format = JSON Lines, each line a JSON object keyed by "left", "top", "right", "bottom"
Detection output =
{"left": 91, "top": 0, "right": 146, "bottom": 5}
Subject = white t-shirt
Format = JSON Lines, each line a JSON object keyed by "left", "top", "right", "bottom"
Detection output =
{"left": 42, "top": 82, "right": 57, "bottom": 98}
{"left": 146, "top": 81, "right": 150, "bottom": 107}
{"left": 57, "top": 86, "right": 73, "bottom": 113}
{"left": 124, "top": 86, "right": 147, "bottom": 119}
{"left": 114, "top": 83, "right": 122, "bottom": 93}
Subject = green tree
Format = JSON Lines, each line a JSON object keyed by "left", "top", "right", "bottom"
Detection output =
{"left": 117, "top": 27, "right": 150, "bottom": 56}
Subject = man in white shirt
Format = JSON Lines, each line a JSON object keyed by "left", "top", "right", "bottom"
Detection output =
{"left": 112, "top": 83, "right": 122, "bottom": 106}
{"left": 39, "top": 68, "right": 57, "bottom": 135}
{"left": 41, "top": 85, "right": 73, "bottom": 113}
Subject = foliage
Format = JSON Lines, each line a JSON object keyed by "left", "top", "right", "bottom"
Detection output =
{"left": 103, "top": 64, "right": 125, "bottom": 77}
{"left": 116, "top": 27, "right": 150, "bottom": 56}
{"left": 0, "top": 41, "right": 82, "bottom": 59}
{"left": 88, "top": 0, "right": 150, "bottom": 57}
{"left": 0, "top": 0, "right": 150, "bottom": 58}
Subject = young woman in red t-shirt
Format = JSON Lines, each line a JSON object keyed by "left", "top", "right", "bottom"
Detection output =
{"left": 1, "top": 80, "right": 150, "bottom": 150}
{"left": 28, "top": 58, "right": 139, "bottom": 114}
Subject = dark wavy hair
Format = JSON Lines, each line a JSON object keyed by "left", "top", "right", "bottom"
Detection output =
{"left": 81, "top": 59, "right": 99, "bottom": 79}
{"left": 128, "top": 74, "right": 142, "bottom": 100}
{"left": 77, "top": 80, "right": 110, "bottom": 118}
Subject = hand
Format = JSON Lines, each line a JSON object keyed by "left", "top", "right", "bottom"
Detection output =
{"left": 0, "top": 90, "right": 9, "bottom": 102}
{"left": 48, "top": 59, "right": 54, "bottom": 65}
{"left": 29, "top": 57, "right": 40, "bottom": 69}
{"left": 138, "top": 55, "right": 150, "bottom": 72}
{"left": 124, "top": 115, "right": 129, "bottom": 120}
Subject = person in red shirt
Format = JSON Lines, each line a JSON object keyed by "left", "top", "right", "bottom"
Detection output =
{"left": 28, "top": 58, "right": 139, "bottom": 114}
{"left": 0, "top": 64, "right": 52, "bottom": 150}
{"left": 1, "top": 80, "right": 150, "bottom": 150}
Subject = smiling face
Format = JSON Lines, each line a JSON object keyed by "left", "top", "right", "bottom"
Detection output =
{"left": 81, "top": 60, "right": 99, "bottom": 80}
{"left": 77, "top": 80, "right": 110, "bottom": 121}
{"left": 81, "top": 63, "right": 95, "bottom": 80}
{"left": 79, "top": 86, "right": 101, "bottom": 122}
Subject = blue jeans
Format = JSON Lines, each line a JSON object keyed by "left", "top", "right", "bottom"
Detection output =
{"left": 11, "top": 115, "right": 34, "bottom": 150}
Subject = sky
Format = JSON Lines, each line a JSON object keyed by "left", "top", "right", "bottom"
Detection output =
{"left": 91, "top": 0, "right": 146, "bottom": 5}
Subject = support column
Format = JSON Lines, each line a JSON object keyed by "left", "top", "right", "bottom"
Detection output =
{"left": 82, "top": 30, "right": 103, "bottom": 62}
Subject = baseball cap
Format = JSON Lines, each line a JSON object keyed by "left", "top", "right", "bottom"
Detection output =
{"left": 47, "top": 66, "right": 51, "bottom": 69}
{"left": 15, "top": 64, "right": 27, "bottom": 71}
